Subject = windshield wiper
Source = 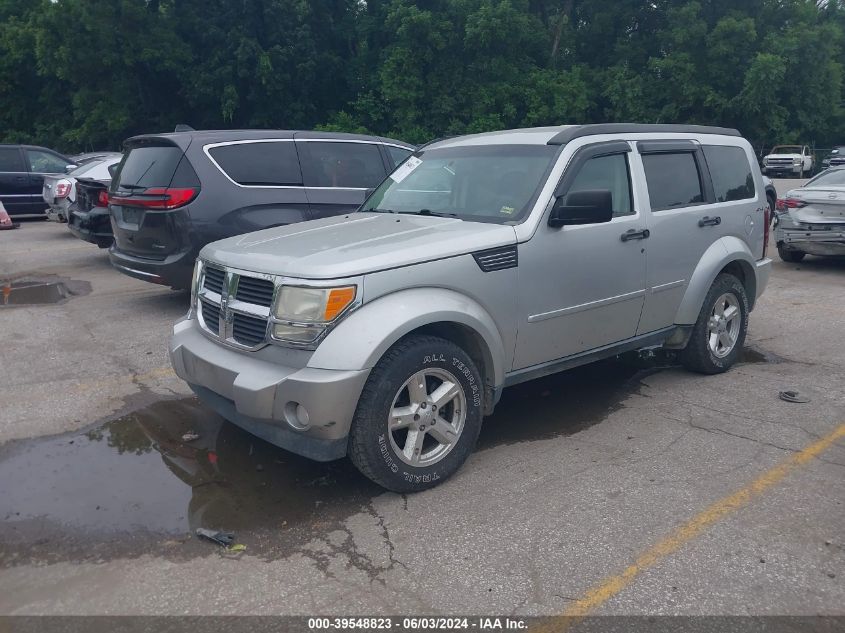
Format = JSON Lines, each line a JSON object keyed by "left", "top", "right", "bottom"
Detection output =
{"left": 405, "top": 209, "right": 459, "bottom": 218}
{"left": 369, "top": 208, "right": 460, "bottom": 218}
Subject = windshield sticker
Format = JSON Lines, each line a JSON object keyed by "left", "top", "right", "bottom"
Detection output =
{"left": 500, "top": 206, "right": 515, "bottom": 215}
{"left": 390, "top": 156, "right": 423, "bottom": 183}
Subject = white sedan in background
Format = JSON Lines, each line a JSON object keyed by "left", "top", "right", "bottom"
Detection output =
{"left": 42, "top": 153, "right": 121, "bottom": 222}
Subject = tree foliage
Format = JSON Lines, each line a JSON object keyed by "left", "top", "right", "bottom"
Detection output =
{"left": 0, "top": 0, "right": 842, "bottom": 151}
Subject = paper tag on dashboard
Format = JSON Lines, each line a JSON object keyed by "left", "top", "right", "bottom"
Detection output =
{"left": 390, "top": 156, "right": 422, "bottom": 183}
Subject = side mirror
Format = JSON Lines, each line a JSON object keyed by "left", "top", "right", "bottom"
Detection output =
{"left": 108, "top": 164, "right": 118, "bottom": 178}
{"left": 65, "top": 164, "right": 78, "bottom": 173}
{"left": 549, "top": 189, "right": 614, "bottom": 227}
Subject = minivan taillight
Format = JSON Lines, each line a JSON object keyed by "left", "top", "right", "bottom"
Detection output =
{"left": 97, "top": 190, "right": 109, "bottom": 207}
{"left": 110, "top": 187, "right": 199, "bottom": 210}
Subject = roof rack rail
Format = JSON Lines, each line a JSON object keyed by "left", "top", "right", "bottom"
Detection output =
{"left": 547, "top": 124, "right": 741, "bottom": 146}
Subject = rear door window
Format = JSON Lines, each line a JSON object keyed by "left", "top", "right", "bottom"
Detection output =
{"left": 642, "top": 152, "right": 704, "bottom": 210}
{"left": 207, "top": 141, "right": 302, "bottom": 186}
{"left": 0, "top": 147, "right": 25, "bottom": 172}
{"left": 117, "top": 145, "right": 185, "bottom": 189}
{"left": 26, "top": 149, "right": 69, "bottom": 174}
{"left": 703, "top": 146, "right": 755, "bottom": 202}
{"left": 298, "top": 141, "right": 386, "bottom": 188}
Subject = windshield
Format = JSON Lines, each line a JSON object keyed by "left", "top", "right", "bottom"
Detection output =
{"left": 771, "top": 146, "right": 802, "bottom": 154}
{"left": 806, "top": 169, "right": 845, "bottom": 187}
{"left": 361, "top": 144, "right": 559, "bottom": 224}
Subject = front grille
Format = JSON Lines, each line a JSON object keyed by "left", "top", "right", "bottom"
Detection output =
{"left": 235, "top": 276, "right": 275, "bottom": 307}
{"left": 232, "top": 313, "right": 267, "bottom": 346}
{"left": 200, "top": 299, "right": 220, "bottom": 333}
{"left": 197, "top": 263, "right": 271, "bottom": 349}
{"left": 203, "top": 266, "right": 225, "bottom": 295}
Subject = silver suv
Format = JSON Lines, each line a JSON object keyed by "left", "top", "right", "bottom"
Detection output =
{"left": 169, "top": 124, "right": 772, "bottom": 492}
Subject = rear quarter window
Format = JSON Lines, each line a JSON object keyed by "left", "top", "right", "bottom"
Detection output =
{"left": 703, "top": 145, "right": 755, "bottom": 202}
{"left": 206, "top": 141, "right": 302, "bottom": 186}
{"left": 642, "top": 152, "right": 704, "bottom": 211}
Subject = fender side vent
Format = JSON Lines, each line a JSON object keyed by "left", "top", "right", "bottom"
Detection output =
{"left": 473, "top": 246, "right": 518, "bottom": 272}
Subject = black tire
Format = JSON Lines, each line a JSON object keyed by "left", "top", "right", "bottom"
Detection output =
{"left": 777, "top": 243, "right": 805, "bottom": 263}
{"left": 348, "top": 334, "right": 484, "bottom": 493}
{"left": 680, "top": 273, "right": 749, "bottom": 375}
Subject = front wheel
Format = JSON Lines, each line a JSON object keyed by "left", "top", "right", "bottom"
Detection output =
{"left": 680, "top": 274, "right": 749, "bottom": 375}
{"left": 348, "top": 335, "right": 484, "bottom": 492}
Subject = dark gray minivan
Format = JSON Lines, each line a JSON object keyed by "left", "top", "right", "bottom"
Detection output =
{"left": 108, "top": 130, "right": 414, "bottom": 289}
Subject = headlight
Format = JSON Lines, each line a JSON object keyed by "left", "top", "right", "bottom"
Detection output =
{"left": 763, "top": 157, "right": 768, "bottom": 165}
{"left": 271, "top": 285, "right": 356, "bottom": 344}
{"left": 793, "top": 158, "right": 801, "bottom": 165}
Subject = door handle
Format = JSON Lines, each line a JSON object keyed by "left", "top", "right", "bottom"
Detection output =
{"left": 621, "top": 228, "right": 650, "bottom": 242}
{"left": 698, "top": 215, "right": 721, "bottom": 227}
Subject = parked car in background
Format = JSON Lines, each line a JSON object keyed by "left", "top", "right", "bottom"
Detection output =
{"left": 774, "top": 166, "right": 845, "bottom": 262}
{"left": 68, "top": 163, "right": 121, "bottom": 248}
{"left": 69, "top": 151, "right": 118, "bottom": 167}
{"left": 761, "top": 145, "right": 814, "bottom": 178}
{"left": 43, "top": 153, "right": 122, "bottom": 222}
{"left": 820, "top": 146, "right": 845, "bottom": 170}
{"left": 0, "top": 144, "right": 75, "bottom": 216}
{"left": 108, "top": 130, "right": 414, "bottom": 290}
{"left": 169, "top": 123, "right": 771, "bottom": 492}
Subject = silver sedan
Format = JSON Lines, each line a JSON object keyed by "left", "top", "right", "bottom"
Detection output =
{"left": 774, "top": 167, "right": 845, "bottom": 262}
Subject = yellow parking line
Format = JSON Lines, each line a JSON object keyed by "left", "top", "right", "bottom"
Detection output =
{"left": 534, "top": 422, "right": 845, "bottom": 630}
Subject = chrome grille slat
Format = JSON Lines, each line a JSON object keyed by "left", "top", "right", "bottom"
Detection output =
{"left": 203, "top": 266, "right": 225, "bottom": 295}
{"left": 197, "top": 264, "right": 274, "bottom": 350}
{"left": 235, "top": 277, "right": 275, "bottom": 307}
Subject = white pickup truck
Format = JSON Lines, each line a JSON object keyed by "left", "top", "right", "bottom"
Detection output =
{"left": 761, "top": 145, "right": 814, "bottom": 178}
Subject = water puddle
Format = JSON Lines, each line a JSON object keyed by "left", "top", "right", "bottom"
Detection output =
{"left": 0, "top": 399, "right": 379, "bottom": 565}
{"left": 0, "top": 347, "right": 777, "bottom": 565}
{"left": 1, "top": 276, "right": 90, "bottom": 306}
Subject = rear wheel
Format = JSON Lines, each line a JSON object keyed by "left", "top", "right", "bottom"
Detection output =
{"left": 777, "top": 244, "right": 805, "bottom": 263}
{"left": 680, "top": 274, "right": 748, "bottom": 375}
{"left": 348, "top": 335, "right": 483, "bottom": 492}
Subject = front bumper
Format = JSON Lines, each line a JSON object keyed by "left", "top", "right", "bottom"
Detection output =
{"left": 763, "top": 165, "right": 801, "bottom": 176}
{"left": 68, "top": 206, "right": 113, "bottom": 247}
{"left": 169, "top": 318, "right": 370, "bottom": 461}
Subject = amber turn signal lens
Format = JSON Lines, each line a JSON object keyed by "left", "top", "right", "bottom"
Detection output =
{"left": 323, "top": 287, "right": 356, "bottom": 321}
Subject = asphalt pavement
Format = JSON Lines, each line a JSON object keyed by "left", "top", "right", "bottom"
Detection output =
{"left": 0, "top": 181, "right": 842, "bottom": 617}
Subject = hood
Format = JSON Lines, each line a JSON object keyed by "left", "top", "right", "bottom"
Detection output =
{"left": 765, "top": 153, "right": 801, "bottom": 159}
{"left": 200, "top": 212, "right": 517, "bottom": 279}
